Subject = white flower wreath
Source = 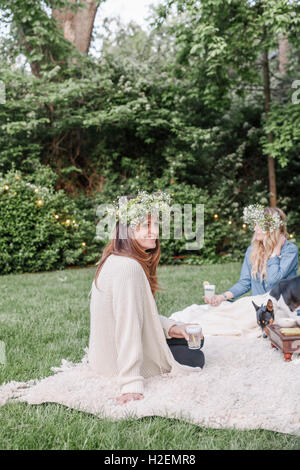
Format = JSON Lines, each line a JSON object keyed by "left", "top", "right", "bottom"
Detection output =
{"left": 107, "top": 190, "right": 172, "bottom": 230}
{"left": 243, "top": 204, "right": 283, "bottom": 233}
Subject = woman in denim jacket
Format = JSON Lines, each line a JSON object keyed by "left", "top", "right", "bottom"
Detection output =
{"left": 204, "top": 206, "right": 299, "bottom": 307}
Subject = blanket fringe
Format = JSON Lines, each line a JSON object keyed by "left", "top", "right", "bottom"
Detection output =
{"left": 0, "top": 347, "right": 89, "bottom": 406}
{"left": 0, "top": 379, "right": 39, "bottom": 406}
{"left": 50, "top": 347, "right": 89, "bottom": 373}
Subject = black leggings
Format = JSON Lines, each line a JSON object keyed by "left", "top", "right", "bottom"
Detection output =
{"left": 167, "top": 337, "right": 205, "bottom": 368}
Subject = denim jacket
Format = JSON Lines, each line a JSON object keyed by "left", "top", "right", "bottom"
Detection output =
{"left": 229, "top": 240, "right": 299, "bottom": 299}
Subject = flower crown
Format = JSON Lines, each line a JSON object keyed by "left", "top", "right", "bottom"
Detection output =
{"left": 243, "top": 204, "right": 283, "bottom": 233}
{"left": 107, "top": 190, "right": 172, "bottom": 230}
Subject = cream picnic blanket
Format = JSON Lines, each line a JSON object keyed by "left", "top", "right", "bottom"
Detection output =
{"left": 170, "top": 292, "right": 296, "bottom": 337}
{"left": 1, "top": 292, "right": 300, "bottom": 437}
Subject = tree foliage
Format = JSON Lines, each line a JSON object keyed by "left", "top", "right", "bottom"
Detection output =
{"left": 0, "top": 0, "right": 299, "bottom": 273}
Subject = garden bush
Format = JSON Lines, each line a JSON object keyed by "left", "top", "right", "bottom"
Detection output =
{"left": 1, "top": 166, "right": 296, "bottom": 274}
{"left": 0, "top": 166, "right": 104, "bottom": 274}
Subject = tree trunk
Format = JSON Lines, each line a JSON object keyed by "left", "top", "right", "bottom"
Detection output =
{"left": 278, "top": 35, "right": 289, "bottom": 75}
{"left": 53, "top": 0, "right": 100, "bottom": 54}
{"left": 262, "top": 43, "right": 277, "bottom": 207}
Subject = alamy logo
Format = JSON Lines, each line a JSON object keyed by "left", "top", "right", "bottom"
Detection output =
{"left": 0, "top": 81, "right": 6, "bottom": 104}
{"left": 292, "top": 80, "right": 300, "bottom": 104}
{"left": 96, "top": 203, "right": 205, "bottom": 250}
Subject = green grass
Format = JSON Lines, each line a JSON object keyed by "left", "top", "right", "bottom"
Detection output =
{"left": 0, "top": 263, "right": 299, "bottom": 450}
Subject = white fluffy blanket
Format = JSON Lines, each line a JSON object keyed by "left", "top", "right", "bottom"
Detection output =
{"left": 1, "top": 293, "right": 300, "bottom": 436}
{"left": 170, "top": 292, "right": 296, "bottom": 337}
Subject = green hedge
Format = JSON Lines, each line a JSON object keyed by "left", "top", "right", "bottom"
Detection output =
{"left": 0, "top": 167, "right": 104, "bottom": 274}
{"left": 2, "top": 167, "right": 296, "bottom": 274}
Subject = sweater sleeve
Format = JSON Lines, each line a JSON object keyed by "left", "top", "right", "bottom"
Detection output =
{"left": 228, "top": 247, "right": 252, "bottom": 299}
{"left": 158, "top": 315, "right": 177, "bottom": 339}
{"left": 265, "top": 243, "right": 299, "bottom": 291}
{"left": 112, "top": 261, "right": 145, "bottom": 395}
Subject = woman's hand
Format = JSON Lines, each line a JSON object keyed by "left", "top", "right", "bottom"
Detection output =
{"left": 168, "top": 324, "right": 203, "bottom": 340}
{"left": 273, "top": 234, "right": 286, "bottom": 257}
{"left": 203, "top": 294, "right": 225, "bottom": 307}
{"left": 116, "top": 393, "right": 144, "bottom": 405}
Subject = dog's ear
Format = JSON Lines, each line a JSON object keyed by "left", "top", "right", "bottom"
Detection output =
{"left": 266, "top": 299, "right": 274, "bottom": 312}
{"left": 252, "top": 301, "right": 260, "bottom": 312}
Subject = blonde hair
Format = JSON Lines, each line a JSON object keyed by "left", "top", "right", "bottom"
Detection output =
{"left": 249, "top": 207, "right": 289, "bottom": 282}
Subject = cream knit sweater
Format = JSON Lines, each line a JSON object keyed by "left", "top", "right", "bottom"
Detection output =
{"left": 88, "top": 254, "right": 201, "bottom": 395}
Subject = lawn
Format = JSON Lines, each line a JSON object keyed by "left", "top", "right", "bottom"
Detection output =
{"left": 0, "top": 262, "right": 299, "bottom": 450}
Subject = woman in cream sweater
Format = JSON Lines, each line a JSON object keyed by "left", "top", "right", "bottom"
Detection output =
{"left": 88, "top": 192, "right": 204, "bottom": 406}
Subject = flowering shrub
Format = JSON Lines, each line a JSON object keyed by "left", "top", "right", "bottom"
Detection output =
{"left": 0, "top": 168, "right": 104, "bottom": 274}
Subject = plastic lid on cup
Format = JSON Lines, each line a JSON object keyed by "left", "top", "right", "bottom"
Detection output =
{"left": 186, "top": 325, "right": 202, "bottom": 335}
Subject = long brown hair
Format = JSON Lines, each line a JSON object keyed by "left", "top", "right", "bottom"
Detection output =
{"left": 94, "top": 196, "right": 161, "bottom": 298}
{"left": 250, "top": 206, "right": 289, "bottom": 281}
